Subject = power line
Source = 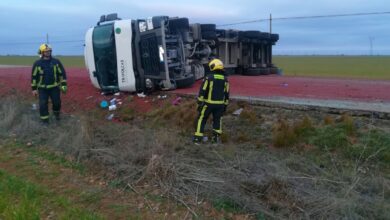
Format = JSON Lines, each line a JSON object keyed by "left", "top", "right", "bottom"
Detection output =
{"left": 218, "top": 11, "right": 390, "bottom": 27}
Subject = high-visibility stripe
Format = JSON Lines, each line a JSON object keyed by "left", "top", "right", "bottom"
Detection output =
{"left": 207, "top": 81, "right": 213, "bottom": 103}
{"left": 202, "top": 79, "right": 208, "bottom": 90}
{"left": 213, "top": 129, "right": 222, "bottom": 134}
{"left": 53, "top": 65, "right": 57, "bottom": 83}
{"left": 198, "top": 96, "right": 204, "bottom": 102}
{"left": 214, "top": 74, "right": 224, "bottom": 80}
{"left": 40, "top": 115, "right": 49, "bottom": 119}
{"left": 32, "top": 66, "right": 39, "bottom": 76}
{"left": 38, "top": 83, "right": 59, "bottom": 89}
{"left": 195, "top": 105, "right": 207, "bottom": 136}
{"left": 205, "top": 100, "right": 225, "bottom": 104}
{"left": 57, "top": 64, "right": 62, "bottom": 74}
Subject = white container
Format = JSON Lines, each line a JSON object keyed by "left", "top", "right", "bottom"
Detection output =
{"left": 108, "top": 105, "right": 117, "bottom": 111}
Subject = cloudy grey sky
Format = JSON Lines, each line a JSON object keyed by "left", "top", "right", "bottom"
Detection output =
{"left": 0, "top": 0, "right": 389, "bottom": 55}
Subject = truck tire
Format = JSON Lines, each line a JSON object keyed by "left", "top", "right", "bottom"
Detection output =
{"left": 175, "top": 74, "right": 196, "bottom": 88}
{"left": 243, "top": 31, "right": 261, "bottom": 38}
{"left": 200, "top": 24, "right": 217, "bottom": 39}
{"left": 243, "top": 68, "right": 269, "bottom": 76}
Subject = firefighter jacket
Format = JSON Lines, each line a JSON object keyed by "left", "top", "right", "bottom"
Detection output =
{"left": 197, "top": 70, "right": 229, "bottom": 105}
{"left": 31, "top": 57, "right": 67, "bottom": 90}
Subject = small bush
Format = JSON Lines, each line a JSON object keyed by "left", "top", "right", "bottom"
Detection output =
{"left": 339, "top": 114, "right": 356, "bottom": 136}
{"left": 344, "top": 130, "right": 390, "bottom": 164}
{"left": 272, "top": 119, "right": 297, "bottom": 148}
{"left": 308, "top": 126, "right": 349, "bottom": 151}
{"left": 293, "top": 116, "right": 314, "bottom": 137}
{"left": 323, "top": 115, "right": 335, "bottom": 125}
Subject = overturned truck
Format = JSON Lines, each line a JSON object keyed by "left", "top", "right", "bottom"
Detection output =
{"left": 84, "top": 13, "right": 279, "bottom": 92}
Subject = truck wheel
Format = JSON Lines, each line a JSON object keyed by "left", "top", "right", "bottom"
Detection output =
{"left": 243, "top": 68, "right": 269, "bottom": 76}
{"left": 242, "top": 31, "right": 261, "bottom": 38}
{"left": 175, "top": 74, "right": 196, "bottom": 88}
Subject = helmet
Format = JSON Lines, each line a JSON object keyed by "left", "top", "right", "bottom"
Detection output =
{"left": 208, "top": 58, "right": 224, "bottom": 71}
{"left": 38, "top": 44, "right": 52, "bottom": 55}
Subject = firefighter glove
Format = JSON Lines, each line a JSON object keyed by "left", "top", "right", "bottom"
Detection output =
{"left": 61, "top": 85, "right": 67, "bottom": 94}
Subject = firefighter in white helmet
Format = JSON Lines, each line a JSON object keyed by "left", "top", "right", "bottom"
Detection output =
{"left": 193, "top": 58, "right": 230, "bottom": 144}
{"left": 31, "top": 44, "right": 67, "bottom": 123}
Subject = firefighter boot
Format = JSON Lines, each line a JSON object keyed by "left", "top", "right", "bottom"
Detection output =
{"left": 193, "top": 136, "right": 203, "bottom": 145}
{"left": 54, "top": 111, "right": 60, "bottom": 121}
{"left": 211, "top": 133, "right": 221, "bottom": 144}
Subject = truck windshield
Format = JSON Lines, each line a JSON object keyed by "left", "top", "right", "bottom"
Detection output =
{"left": 92, "top": 23, "right": 118, "bottom": 91}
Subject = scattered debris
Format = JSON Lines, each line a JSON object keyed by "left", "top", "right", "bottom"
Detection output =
{"left": 232, "top": 108, "right": 243, "bottom": 116}
{"left": 172, "top": 97, "right": 182, "bottom": 105}
{"left": 109, "top": 105, "right": 117, "bottom": 111}
{"left": 100, "top": 100, "right": 109, "bottom": 108}
{"left": 114, "top": 92, "right": 120, "bottom": 96}
{"left": 106, "top": 113, "right": 114, "bottom": 120}
{"left": 85, "top": 96, "right": 94, "bottom": 100}
{"left": 31, "top": 103, "right": 38, "bottom": 110}
{"left": 110, "top": 98, "right": 117, "bottom": 106}
{"left": 281, "top": 82, "right": 288, "bottom": 87}
{"left": 158, "top": 95, "right": 168, "bottom": 99}
{"left": 137, "top": 93, "right": 146, "bottom": 98}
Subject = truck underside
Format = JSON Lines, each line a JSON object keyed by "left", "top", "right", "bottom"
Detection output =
{"left": 84, "top": 14, "right": 279, "bottom": 93}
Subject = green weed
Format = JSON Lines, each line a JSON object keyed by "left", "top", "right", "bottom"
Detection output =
{"left": 213, "top": 197, "right": 243, "bottom": 213}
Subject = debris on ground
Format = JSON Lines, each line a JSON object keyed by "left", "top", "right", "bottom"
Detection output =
{"left": 108, "top": 105, "right": 117, "bottom": 111}
{"left": 31, "top": 103, "right": 38, "bottom": 110}
{"left": 158, "top": 95, "right": 168, "bottom": 99}
{"left": 106, "top": 113, "right": 114, "bottom": 120}
{"left": 232, "top": 108, "right": 243, "bottom": 116}
{"left": 100, "top": 100, "right": 108, "bottom": 108}
{"left": 114, "top": 92, "right": 120, "bottom": 96}
{"left": 172, "top": 97, "right": 182, "bottom": 105}
{"left": 137, "top": 93, "right": 146, "bottom": 98}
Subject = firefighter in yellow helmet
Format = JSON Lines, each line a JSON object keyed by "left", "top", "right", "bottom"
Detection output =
{"left": 193, "top": 58, "right": 230, "bottom": 144}
{"left": 31, "top": 44, "right": 67, "bottom": 123}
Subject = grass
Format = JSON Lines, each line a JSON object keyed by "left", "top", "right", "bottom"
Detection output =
{"left": 1, "top": 55, "right": 390, "bottom": 79}
{"left": 274, "top": 55, "right": 390, "bottom": 80}
{"left": 1, "top": 95, "right": 389, "bottom": 219}
{"left": 0, "top": 170, "right": 103, "bottom": 220}
{"left": 0, "top": 55, "right": 85, "bottom": 68}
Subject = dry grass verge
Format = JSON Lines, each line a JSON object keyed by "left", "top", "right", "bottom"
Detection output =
{"left": 1, "top": 94, "right": 389, "bottom": 219}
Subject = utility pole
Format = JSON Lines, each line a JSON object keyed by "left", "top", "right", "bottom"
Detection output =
{"left": 46, "top": 33, "right": 49, "bottom": 44}
{"left": 369, "top": 37, "right": 374, "bottom": 56}
{"left": 269, "top": 14, "right": 272, "bottom": 34}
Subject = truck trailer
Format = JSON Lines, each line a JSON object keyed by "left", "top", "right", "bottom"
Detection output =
{"left": 84, "top": 13, "right": 279, "bottom": 93}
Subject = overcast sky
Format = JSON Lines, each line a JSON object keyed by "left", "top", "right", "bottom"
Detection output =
{"left": 0, "top": 0, "right": 389, "bottom": 55}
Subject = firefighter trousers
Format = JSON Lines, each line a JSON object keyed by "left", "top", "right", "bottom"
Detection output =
{"left": 38, "top": 87, "right": 61, "bottom": 121}
{"left": 194, "top": 103, "right": 224, "bottom": 137}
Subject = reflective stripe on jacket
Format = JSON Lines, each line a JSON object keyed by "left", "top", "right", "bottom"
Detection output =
{"left": 31, "top": 57, "right": 67, "bottom": 90}
{"left": 197, "top": 71, "right": 229, "bottom": 105}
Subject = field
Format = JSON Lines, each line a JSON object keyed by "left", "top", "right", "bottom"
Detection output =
{"left": 0, "top": 55, "right": 389, "bottom": 219}
{"left": 1, "top": 55, "right": 390, "bottom": 79}
{"left": 274, "top": 56, "right": 390, "bottom": 80}
{"left": 1, "top": 94, "right": 389, "bottom": 219}
{"left": 0, "top": 56, "right": 85, "bottom": 68}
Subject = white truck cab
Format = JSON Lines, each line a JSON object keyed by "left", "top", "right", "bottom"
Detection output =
{"left": 84, "top": 14, "right": 279, "bottom": 93}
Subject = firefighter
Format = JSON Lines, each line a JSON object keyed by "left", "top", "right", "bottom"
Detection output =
{"left": 193, "top": 58, "right": 229, "bottom": 144}
{"left": 31, "top": 44, "right": 67, "bottom": 123}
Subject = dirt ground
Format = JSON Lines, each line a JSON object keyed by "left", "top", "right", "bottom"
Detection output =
{"left": 1, "top": 66, "right": 389, "bottom": 219}
{"left": 1, "top": 66, "right": 390, "bottom": 115}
